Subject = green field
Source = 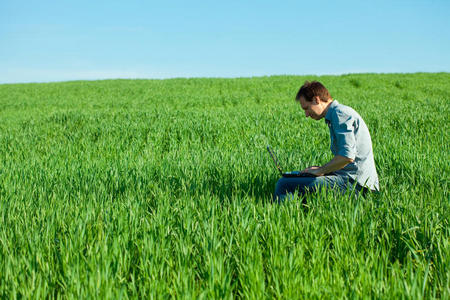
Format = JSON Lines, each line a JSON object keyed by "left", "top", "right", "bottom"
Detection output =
{"left": 0, "top": 73, "right": 449, "bottom": 298}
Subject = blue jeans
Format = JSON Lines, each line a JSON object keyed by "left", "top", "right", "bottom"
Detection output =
{"left": 273, "top": 174, "right": 356, "bottom": 202}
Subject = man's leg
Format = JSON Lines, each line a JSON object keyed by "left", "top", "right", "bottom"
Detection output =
{"left": 273, "top": 175, "right": 350, "bottom": 202}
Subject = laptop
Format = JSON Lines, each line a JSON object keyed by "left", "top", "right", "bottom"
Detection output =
{"left": 266, "top": 145, "right": 317, "bottom": 178}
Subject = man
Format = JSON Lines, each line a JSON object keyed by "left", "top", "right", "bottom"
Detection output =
{"left": 274, "top": 81, "right": 379, "bottom": 201}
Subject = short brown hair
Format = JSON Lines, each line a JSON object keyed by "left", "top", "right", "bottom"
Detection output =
{"left": 295, "top": 81, "right": 331, "bottom": 102}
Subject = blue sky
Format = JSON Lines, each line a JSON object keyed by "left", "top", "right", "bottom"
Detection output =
{"left": 1, "top": 0, "right": 449, "bottom": 83}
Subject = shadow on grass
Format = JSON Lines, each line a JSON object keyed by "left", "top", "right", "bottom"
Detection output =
{"left": 166, "top": 173, "right": 277, "bottom": 204}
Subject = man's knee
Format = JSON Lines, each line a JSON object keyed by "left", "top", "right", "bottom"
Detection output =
{"left": 274, "top": 177, "right": 311, "bottom": 199}
{"left": 274, "top": 177, "right": 292, "bottom": 196}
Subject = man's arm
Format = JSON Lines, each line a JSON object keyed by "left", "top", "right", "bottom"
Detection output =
{"left": 302, "top": 155, "right": 354, "bottom": 176}
{"left": 303, "top": 111, "right": 357, "bottom": 176}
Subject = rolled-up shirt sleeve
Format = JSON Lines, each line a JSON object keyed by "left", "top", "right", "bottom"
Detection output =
{"left": 334, "top": 114, "right": 356, "bottom": 160}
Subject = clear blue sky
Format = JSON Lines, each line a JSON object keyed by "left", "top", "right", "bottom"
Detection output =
{"left": 1, "top": 0, "right": 449, "bottom": 83}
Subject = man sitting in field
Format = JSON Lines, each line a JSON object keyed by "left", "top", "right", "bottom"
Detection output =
{"left": 274, "top": 81, "right": 379, "bottom": 202}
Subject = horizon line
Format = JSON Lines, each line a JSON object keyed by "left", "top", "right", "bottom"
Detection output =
{"left": 1, "top": 71, "right": 449, "bottom": 85}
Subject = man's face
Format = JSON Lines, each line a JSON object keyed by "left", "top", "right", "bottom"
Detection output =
{"left": 299, "top": 96, "right": 324, "bottom": 120}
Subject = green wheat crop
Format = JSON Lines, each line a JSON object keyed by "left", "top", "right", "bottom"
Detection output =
{"left": 0, "top": 73, "right": 449, "bottom": 298}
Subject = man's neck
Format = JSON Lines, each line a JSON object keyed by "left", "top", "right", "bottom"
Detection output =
{"left": 320, "top": 99, "right": 334, "bottom": 119}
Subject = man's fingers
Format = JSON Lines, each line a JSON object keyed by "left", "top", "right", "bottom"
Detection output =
{"left": 302, "top": 166, "right": 319, "bottom": 172}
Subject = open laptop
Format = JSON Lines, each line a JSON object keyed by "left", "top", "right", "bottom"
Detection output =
{"left": 266, "top": 145, "right": 317, "bottom": 178}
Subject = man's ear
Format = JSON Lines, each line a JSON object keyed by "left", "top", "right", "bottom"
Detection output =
{"left": 313, "top": 96, "right": 321, "bottom": 104}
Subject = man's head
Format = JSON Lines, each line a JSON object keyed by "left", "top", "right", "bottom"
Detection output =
{"left": 295, "top": 81, "right": 333, "bottom": 120}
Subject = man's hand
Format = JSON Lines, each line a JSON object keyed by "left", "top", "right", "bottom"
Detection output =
{"left": 301, "top": 166, "right": 324, "bottom": 176}
{"left": 301, "top": 155, "right": 354, "bottom": 177}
